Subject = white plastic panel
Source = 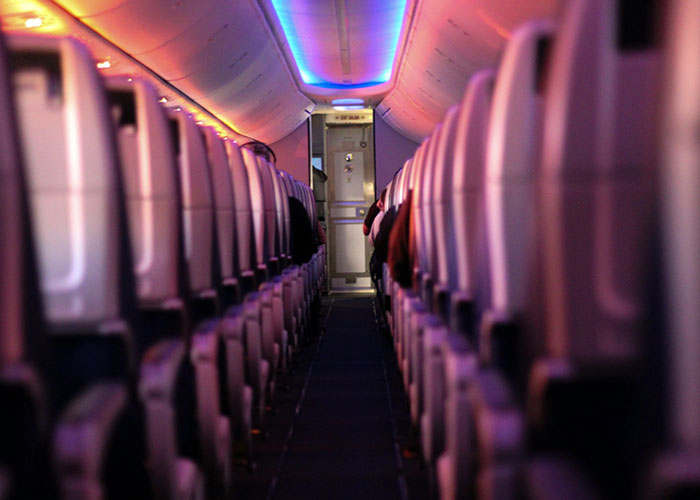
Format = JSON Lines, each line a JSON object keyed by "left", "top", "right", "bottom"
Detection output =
{"left": 171, "top": 110, "right": 214, "bottom": 293}
{"left": 485, "top": 20, "right": 555, "bottom": 317}
{"left": 431, "top": 105, "right": 460, "bottom": 287}
{"left": 256, "top": 156, "right": 278, "bottom": 260}
{"left": 242, "top": 148, "right": 266, "bottom": 266}
{"left": 661, "top": 0, "right": 700, "bottom": 448}
{"left": 451, "top": 69, "right": 494, "bottom": 294}
{"left": 10, "top": 35, "right": 120, "bottom": 323}
{"left": 539, "top": 0, "right": 659, "bottom": 364}
{"left": 203, "top": 127, "right": 235, "bottom": 280}
{"left": 225, "top": 141, "right": 255, "bottom": 275}
{"left": 107, "top": 77, "right": 180, "bottom": 303}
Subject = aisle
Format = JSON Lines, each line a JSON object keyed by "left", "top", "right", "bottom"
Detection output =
{"left": 270, "top": 295, "right": 425, "bottom": 500}
{"left": 231, "top": 294, "right": 427, "bottom": 500}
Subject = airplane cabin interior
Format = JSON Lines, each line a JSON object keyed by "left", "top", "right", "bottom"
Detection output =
{"left": 0, "top": 0, "right": 699, "bottom": 499}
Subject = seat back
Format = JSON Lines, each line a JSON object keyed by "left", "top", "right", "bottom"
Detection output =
{"left": 202, "top": 127, "right": 236, "bottom": 282}
{"left": 256, "top": 156, "right": 279, "bottom": 263}
{"left": 11, "top": 36, "right": 125, "bottom": 326}
{"left": 278, "top": 170, "right": 293, "bottom": 256}
{"left": 280, "top": 170, "right": 295, "bottom": 199}
{"left": 415, "top": 126, "right": 442, "bottom": 283}
{"left": 9, "top": 35, "right": 136, "bottom": 414}
{"left": 660, "top": 0, "right": 700, "bottom": 449}
{"left": 485, "top": 19, "right": 555, "bottom": 320}
{"left": 539, "top": 0, "right": 659, "bottom": 365}
{"left": 386, "top": 169, "right": 400, "bottom": 210}
{"left": 225, "top": 141, "right": 256, "bottom": 277}
{"left": 271, "top": 168, "right": 290, "bottom": 261}
{"left": 106, "top": 77, "right": 180, "bottom": 305}
{"left": 241, "top": 148, "right": 267, "bottom": 268}
{"left": 397, "top": 159, "right": 411, "bottom": 205}
{"left": 406, "top": 138, "right": 429, "bottom": 286}
{"left": 0, "top": 33, "right": 28, "bottom": 366}
{"left": 431, "top": 106, "right": 460, "bottom": 290}
{"left": 169, "top": 110, "right": 214, "bottom": 296}
{"left": 451, "top": 69, "right": 495, "bottom": 297}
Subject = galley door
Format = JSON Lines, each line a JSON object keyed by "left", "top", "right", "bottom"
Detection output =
{"left": 325, "top": 124, "right": 375, "bottom": 291}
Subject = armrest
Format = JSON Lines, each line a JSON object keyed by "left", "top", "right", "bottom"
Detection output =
{"left": 139, "top": 340, "right": 185, "bottom": 401}
{"left": 420, "top": 323, "right": 448, "bottom": 464}
{"left": 190, "top": 320, "right": 227, "bottom": 486}
{"left": 138, "top": 339, "right": 186, "bottom": 500}
{"left": 54, "top": 382, "right": 128, "bottom": 500}
{"left": 473, "top": 369, "right": 524, "bottom": 464}
{"left": 472, "top": 369, "right": 524, "bottom": 500}
{"left": 219, "top": 311, "right": 253, "bottom": 459}
{"left": 258, "top": 287, "right": 278, "bottom": 370}
{"left": 437, "top": 335, "right": 478, "bottom": 500}
{"left": 405, "top": 302, "right": 429, "bottom": 393}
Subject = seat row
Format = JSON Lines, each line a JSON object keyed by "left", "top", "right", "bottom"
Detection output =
{"left": 0, "top": 33, "right": 325, "bottom": 500}
{"left": 377, "top": 0, "right": 699, "bottom": 498}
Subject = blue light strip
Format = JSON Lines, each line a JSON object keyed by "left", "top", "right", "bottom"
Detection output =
{"left": 270, "top": 0, "right": 407, "bottom": 88}
{"left": 332, "top": 98, "right": 364, "bottom": 105}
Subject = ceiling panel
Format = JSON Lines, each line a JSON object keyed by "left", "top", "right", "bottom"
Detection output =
{"left": 381, "top": 0, "right": 560, "bottom": 141}
{"left": 56, "top": 0, "right": 313, "bottom": 143}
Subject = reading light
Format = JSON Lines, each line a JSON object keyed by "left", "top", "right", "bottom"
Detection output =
{"left": 24, "top": 17, "right": 42, "bottom": 29}
{"left": 195, "top": 120, "right": 204, "bottom": 125}
{"left": 332, "top": 98, "right": 364, "bottom": 105}
{"left": 96, "top": 60, "right": 111, "bottom": 69}
{"left": 158, "top": 97, "right": 168, "bottom": 103}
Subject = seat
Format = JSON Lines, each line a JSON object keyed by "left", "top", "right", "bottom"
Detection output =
{"left": 241, "top": 148, "right": 270, "bottom": 285}
{"left": 529, "top": 0, "right": 660, "bottom": 496}
{"left": 416, "top": 123, "right": 444, "bottom": 310}
{"left": 8, "top": 35, "right": 154, "bottom": 499}
{"left": 202, "top": 126, "right": 239, "bottom": 308}
{"left": 392, "top": 139, "right": 428, "bottom": 372}
{"left": 107, "top": 76, "right": 223, "bottom": 498}
{"left": 449, "top": 69, "right": 495, "bottom": 338}
{"left": 245, "top": 157, "right": 281, "bottom": 402}
{"left": 477, "top": 19, "right": 555, "bottom": 499}
{"left": 0, "top": 32, "right": 56, "bottom": 500}
{"left": 650, "top": 0, "right": 700, "bottom": 496}
{"left": 481, "top": 18, "right": 555, "bottom": 380}
{"left": 168, "top": 108, "right": 217, "bottom": 324}
{"left": 430, "top": 105, "right": 461, "bottom": 320}
{"left": 432, "top": 68, "right": 495, "bottom": 500}
{"left": 224, "top": 141, "right": 257, "bottom": 295}
{"left": 256, "top": 156, "right": 280, "bottom": 276}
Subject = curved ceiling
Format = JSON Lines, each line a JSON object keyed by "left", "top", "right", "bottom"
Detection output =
{"left": 54, "top": 0, "right": 316, "bottom": 143}
{"left": 378, "top": 0, "right": 560, "bottom": 141}
{"left": 2, "top": 0, "right": 561, "bottom": 144}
